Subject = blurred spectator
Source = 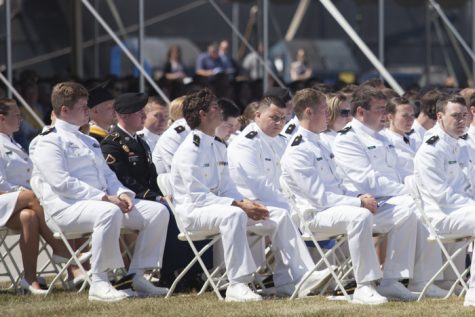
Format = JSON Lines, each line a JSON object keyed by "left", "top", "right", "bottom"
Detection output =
{"left": 290, "top": 48, "right": 312, "bottom": 82}
{"left": 163, "top": 46, "right": 186, "bottom": 82}
{"left": 195, "top": 42, "right": 225, "bottom": 80}
{"left": 219, "top": 40, "right": 239, "bottom": 80}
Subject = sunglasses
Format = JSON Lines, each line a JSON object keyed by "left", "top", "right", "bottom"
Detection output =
{"left": 339, "top": 109, "right": 351, "bottom": 117}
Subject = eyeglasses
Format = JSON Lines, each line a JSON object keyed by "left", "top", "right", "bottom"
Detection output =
{"left": 269, "top": 115, "right": 287, "bottom": 123}
{"left": 339, "top": 109, "right": 351, "bottom": 117}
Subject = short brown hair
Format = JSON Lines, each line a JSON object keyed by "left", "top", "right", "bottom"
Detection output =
{"left": 0, "top": 98, "right": 17, "bottom": 115}
{"left": 436, "top": 94, "right": 466, "bottom": 114}
{"left": 182, "top": 88, "right": 217, "bottom": 130}
{"left": 145, "top": 96, "right": 168, "bottom": 114}
{"left": 293, "top": 88, "right": 325, "bottom": 120}
{"left": 351, "top": 86, "right": 386, "bottom": 116}
{"left": 51, "top": 81, "right": 88, "bottom": 116}
{"left": 386, "top": 97, "right": 411, "bottom": 115}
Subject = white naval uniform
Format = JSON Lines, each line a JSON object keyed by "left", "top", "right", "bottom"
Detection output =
{"left": 381, "top": 129, "right": 416, "bottom": 180}
{"left": 137, "top": 127, "right": 160, "bottom": 152}
{"left": 333, "top": 118, "right": 441, "bottom": 282}
{"left": 319, "top": 129, "right": 337, "bottom": 152}
{"left": 410, "top": 120, "right": 428, "bottom": 150}
{"left": 227, "top": 122, "right": 289, "bottom": 209}
{"left": 281, "top": 127, "right": 382, "bottom": 284}
{"left": 171, "top": 130, "right": 315, "bottom": 287}
{"left": 29, "top": 119, "right": 169, "bottom": 274}
{"left": 0, "top": 132, "right": 33, "bottom": 191}
{"left": 281, "top": 117, "right": 299, "bottom": 142}
{"left": 414, "top": 125, "right": 475, "bottom": 286}
{"left": 152, "top": 118, "right": 190, "bottom": 174}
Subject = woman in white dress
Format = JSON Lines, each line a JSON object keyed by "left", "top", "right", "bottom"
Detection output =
{"left": 0, "top": 99, "right": 74, "bottom": 294}
{"left": 320, "top": 93, "right": 352, "bottom": 151}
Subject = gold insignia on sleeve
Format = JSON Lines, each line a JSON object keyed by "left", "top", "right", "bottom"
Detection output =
{"left": 105, "top": 154, "right": 117, "bottom": 164}
{"left": 122, "top": 145, "right": 130, "bottom": 152}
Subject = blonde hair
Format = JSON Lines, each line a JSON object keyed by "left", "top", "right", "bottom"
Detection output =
{"left": 326, "top": 93, "right": 347, "bottom": 129}
{"left": 169, "top": 95, "right": 186, "bottom": 123}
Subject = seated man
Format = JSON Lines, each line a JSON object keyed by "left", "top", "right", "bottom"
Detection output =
{"left": 333, "top": 86, "right": 444, "bottom": 300}
{"left": 137, "top": 96, "right": 169, "bottom": 151}
{"left": 29, "top": 81, "right": 169, "bottom": 302}
{"left": 172, "top": 88, "right": 329, "bottom": 301}
{"left": 101, "top": 92, "right": 161, "bottom": 201}
{"left": 281, "top": 88, "right": 386, "bottom": 305}
{"left": 88, "top": 86, "right": 116, "bottom": 143}
{"left": 414, "top": 94, "right": 475, "bottom": 307}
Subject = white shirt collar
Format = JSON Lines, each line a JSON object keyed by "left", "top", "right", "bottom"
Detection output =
{"left": 55, "top": 118, "right": 81, "bottom": 133}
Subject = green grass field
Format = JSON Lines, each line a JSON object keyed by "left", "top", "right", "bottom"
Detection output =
{"left": 0, "top": 291, "right": 474, "bottom": 317}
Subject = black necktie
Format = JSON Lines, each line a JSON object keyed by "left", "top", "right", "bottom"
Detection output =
{"left": 403, "top": 136, "right": 410, "bottom": 144}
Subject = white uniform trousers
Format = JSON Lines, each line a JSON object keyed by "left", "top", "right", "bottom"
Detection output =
{"left": 308, "top": 206, "right": 382, "bottom": 284}
{"left": 51, "top": 199, "right": 169, "bottom": 274}
{"left": 433, "top": 205, "right": 475, "bottom": 286}
{"left": 376, "top": 195, "right": 441, "bottom": 282}
{"left": 184, "top": 204, "right": 314, "bottom": 286}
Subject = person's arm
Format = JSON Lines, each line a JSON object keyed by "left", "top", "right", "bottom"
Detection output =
{"left": 282, "top": 146, "right": 361, "bottom": 210}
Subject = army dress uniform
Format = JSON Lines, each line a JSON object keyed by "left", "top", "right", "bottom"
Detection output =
{"left": 227, "top": 122, "right": 288, "bottom": 208}
{"left": 101, "top": 124, "right": 161, "bottom": 201}
{"left": 29, "top": 118, "right": 169, "bottom": 275}
{"left": 172, "top": 130, "right": 315, "bottom": 288}
{"left": 414, "top": 124, "right": 475, "bottom": 291}
{"left": 152, "top": 118, "right": 190, "bottom": 174}
{"left": 281, "top": 127, "right": 384, "bottom": 284}
{"left": 333, "top": 118, "right": 441, "bottom": 284}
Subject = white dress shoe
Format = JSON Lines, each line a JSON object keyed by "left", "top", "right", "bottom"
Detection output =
{"left": 297, "top": 268, "right": 333, "bottom": 298}
{"left": 408, "top": 282, "right": 448, "bottom": 298}
{"left": 20, "top": 278, "right": 48, "bottom": 295}
{"left": 352, "top": 284, "right": 388, "bottom": 305}
{"left": 464, "top": 288, "right": 475, "bottom": 306}
{"left": 88, "top": 282, "right": 129, "bottom": 302}
{"left": 52, "top": 251, "right": 91, "bottom": 265}
{"left": 132, "top": 275, "right": 168, "bottom": 297}
{"left": 377, "top": 281, "right": 418, "bottom": 301}
{"left": 225, "top": 283, "right": 262, "bottom": 302}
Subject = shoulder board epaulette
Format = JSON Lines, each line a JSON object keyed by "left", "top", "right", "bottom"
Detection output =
{"left": 245, "top": 131, "right": 257, "bottom": 139}
{"left": 285, "top": 123, "right": 296, "bottom": 134}
{"left": 406, "top": 129, "right": 415, "bottom": 136}
{"left": 39, "top": 127, "right": 56, "bottom": 135}
{"left": 291, "top": 134, "right": 303, "bottom": 146}
{"left": 426, "top": 135, "right": 439, "bottom": 145}
{"left": 460, "top": 133, "right": 468, "bottom": 140}
{"left": 214, "top": 136, "right": 225, "bottom": 144}
{"left": 175, "top": 125, "right": 185, "bottom": 134}
{"left": 338, "top": 126, "right": 352, "bottom": 134}
{"left": 193, "top": 134, "right": 200, "bottom": 147}
{"left": 89, "top": 126, "right": 108, "bottom": 139}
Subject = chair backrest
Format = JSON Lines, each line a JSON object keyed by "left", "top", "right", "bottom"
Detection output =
{"left": 404, "top": 175, "right": 438, "bottom": 237}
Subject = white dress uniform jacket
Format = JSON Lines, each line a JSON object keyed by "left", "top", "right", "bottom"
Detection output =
{"left": 29, "top": 119, "right": 133, "bottom": 214}
{"left": 381, "top": 129, "right": 416, "bottom": 180}
{"left": 333, "top": 119, "right": 406, "bottom": 197}
{"left": 414, "top": 125, "right": 475, "bottom": 222}
{"left": 152, "top": 118, "right": 190, "bottom": 174}
{"left": 319, "top": 129, "right": 337, "bottom": 152}
{"left": 410, "top": 120, "right": 427, "bottom": 150}
{"left": 0, "top": 133, "right": 33, "bottom": 191}
{"left": 137, "top": 127, "right": 160, "bottom": 152}
{"left": 227, "top": 122, "right": 289, "bottom": 208}
{"left": 172, "top": 129, "right": 315, "bottom": 286}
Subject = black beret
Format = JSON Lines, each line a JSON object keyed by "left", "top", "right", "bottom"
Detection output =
{"left": 264, "top": 87, "right": 292, "bottom": 103}
{"left": 114, "top": 92, "right": 149, "bottom": 114}
{"left": 88, "top": 87, "right": 114, "bottom": 109}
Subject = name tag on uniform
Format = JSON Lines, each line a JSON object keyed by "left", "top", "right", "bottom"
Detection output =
{"left": 367, "top": 146, "right": 376, "bottom": 150}
{"left": 448, "top": 160, "right": 457, "bottom": 165}
{"left": 5, "top": 151, "right": 12, "bottom": 155}
{"left": 218, "top": 161, "right": 228, "bottom": 166}
{"left": 316, "top": 157, "right": 323, "bottom": 161}
{"left": 264, "top": 158, "right": 271, "bottom": 161}
{"left": 203, "top": 163, "right": 210, "bottom": 167}
{"left": 388, "top": 144, "right": 395, "bottom": 148}
{"left": 128, "top": 156, "right": 140, "bottom": 163}
{"left": 93, "top": 143, "right": 100, "bottom": 148}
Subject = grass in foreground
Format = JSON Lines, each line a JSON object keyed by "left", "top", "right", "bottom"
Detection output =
{"left": 0, "top": 290, "right": 474, "bottom": 317}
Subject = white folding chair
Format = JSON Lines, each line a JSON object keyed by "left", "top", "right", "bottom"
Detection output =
{"left": 30, "top": 175, "right": 93, "bottom": 295}
{"left": 157, "top": 173, "right": 224, "bottom": 299}
{"left": 405, "top": 175, "right": 473, "bottom": 301}
{"left": 0, "top": 227, "right": 22, "bottom": 290}
{"left": 279, "top": 177, "right": 351, "bottom": 301}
